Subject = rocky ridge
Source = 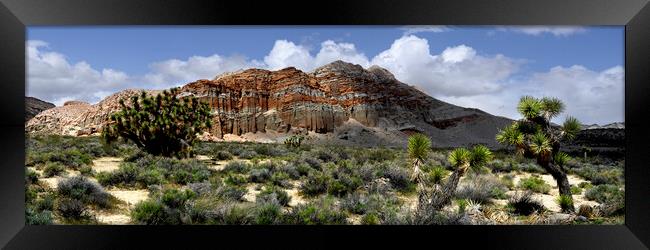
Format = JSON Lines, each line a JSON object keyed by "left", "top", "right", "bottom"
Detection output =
{"left": 25, "top": 97, "right": 55, "bottom": 123}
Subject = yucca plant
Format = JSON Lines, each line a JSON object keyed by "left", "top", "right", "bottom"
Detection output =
{"left": 428, "top": 145, "right": 493, "bottom": 210}
{"left": 407, "top": 133, "right": 432, "bottom": 211}
{"left": 496, "top": 96, "right": 580, "bottom": 212}
{"left": 102, "top": 88, "right": 213, "bottom": 158}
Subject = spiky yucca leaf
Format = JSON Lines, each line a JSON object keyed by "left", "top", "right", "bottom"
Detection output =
{"left": 553, "top": 152, "right": 570, "bottom": 166}
{"left": 529, "top": 132, "right": 551, "bottom": 156}
{"left": 496, "top": 123, "right": 524, "bottom": 146}
{"left": 517, "top": 96, "right": 542, "bottom": 119}
{"left": 470, "top": 145, "right": 493, "bottom": 170}
{"left": 562, "top": 116, "right": 581, "bottom": 140}
{"left": 408, "top": 133, "right": 431, "bottom": 162}
{"left": 540, "top": 97, "right": 565, "bottom": 118}
{"left": 448, "top": 148, "right": 471, "bottom": 169}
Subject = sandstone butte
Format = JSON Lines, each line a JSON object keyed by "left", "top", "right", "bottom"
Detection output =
{"left": 26, "top": 60, "right": 514, "bottom": 148}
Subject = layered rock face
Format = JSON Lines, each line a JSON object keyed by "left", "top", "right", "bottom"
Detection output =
{"left": 180, "top": 61, "right": 513, "bottom": 148}
{"left": 25, "top": 97, "right": 55, "bottom": 122}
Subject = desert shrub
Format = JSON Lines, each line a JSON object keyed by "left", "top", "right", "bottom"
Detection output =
{"left": 518, "top": 162, "right": 546, "bottom": 174}
{"left": 26, "top": 209, "right": 53, "bottom": 225}
{"left": 187, "top": 182, "right": 212, "bottom": 196}
{"left": 99, "top": 157, "right": 210, "bottom": 187}
{"left": 25, "top": 185, "right": 37, "bottom": 203}
{"left": 570, "top": 185, "right": 582, "bottom": 195}
{"left": 585, "top": 184, "right": 624, "bottom": 204}
{"left": 456, "top": 174, "right": 508, "bottom": 203}
{"left": 571, "top": 164, "right": 623, "bottom": 185}
{"left": 249, "top": 168, "right": 271, "bottom": 183}
{"left": 300, "top": 172, "right": 331, "bottom": 196}
{"left": 428, "top": 166, "right": 448, "bottom": 185}
{"left": 212, "top": 150, "right": 233, "bottom": 161}
{"left": 254, "top": 144, "right": 286, "bottom": 157}
{"left": 161, "top": 189, "right": 195, "bottom": 209}
{"left": 35, "top": 193, "right": 56, "bottom": 212}
{"left": 102, "top": 88, "right": 213, "bottom": 158}
{"left": 314, "top": 149, "right": 338, "bottom": 163}
{"left": 508, "top": 192, "right": 545, "bottom": 215}
{"left": 518, "top": 176, "right": 551, "bottom": 194}
{"left": 256, "top": 185, "right": 291, "bottom": 206}
{"left": 500, "top": 174, "right": 515, "bottom": 190}
{"left": 578, "top": 182, "right": 593, "bottom": 189}
{"left": 365, "top": 178, "right": 394, "bottom": 195}
{"left": 327, "top": 173, "right": 362, "bottom": 197}
{"left": 222, "top": 161, "right": 248, "bottom": 174}
{"left": 361, "top": 212, "right": 380, "bottom": 225}
{"left": 42, "top": 162, "right": 66, "bottom": 177}
{"left": 79, "top": 165, "right": 94, "bottom": 176}
{"left": 283, "top": 197, "right": 347, "bottom": 225}
{"left": 557, "top": 195, "right": 574, "bottom": 213}
{"left": 377, "top": 162, "right": 412, "bottom": 192}
{"left": 123, "top": 149, "right": 148, "bottom": 162}
{"left": 138, "top": 168, "right": 165, "bottom": 186}
{"left": 224, "top": 174, "right": 248, "bottom": 186}
{"left": 271, "top": 172, "right": 292, "bottom": 188}
{"left": 25, "top": 169, "right": 39, "bottom": 184}
{"left": 56, "top": 198, "right": 89, "bottom": 219}
{"left": 58, "top": 176, "right": 112, "bottom": 208}
{"left": 238, "top": 150, "right": 258, "bottom": 159}
{"left": 215, "top": 185, "right": 247, "bottom": 201}
{"left": 204, "top": 203, "right": 254, "bottom": 225}
{"left": 96, "top": 163, "right": 140, "bottom": 187}
{"left": 277, "top": 164, "right": 301, "bottom": 180}
{"left": 131, "top": 200, "right": 167, "bottom": 225}
{"left": 254, "top": 202, "right": 283, "bottom": 225}
{"left": 295, "top": 163, "right": 312, "bottom": 177}
{"left": 356, "top": 163, "right": 376, "bottom": 182}
{"left": 488, "top": 159, "right": 515, "bottom": 173}
{"left": 340, "top": 191, "right": 400, "bottom": 220}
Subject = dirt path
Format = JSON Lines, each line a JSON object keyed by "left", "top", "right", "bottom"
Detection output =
{"left": 92, "top": 157, "right": 122, "bottom": 173}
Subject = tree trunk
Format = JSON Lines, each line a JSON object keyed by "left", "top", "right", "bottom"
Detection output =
{"left": 539, "top": 161, "right": 575, "bottom": 213}
{"left": 430, "top": 166, "right": 466, "bottom": 210}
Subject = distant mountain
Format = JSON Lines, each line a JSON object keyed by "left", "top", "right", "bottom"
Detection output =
{"left": 25, "top": 97, "right": 55, "bottom": 123}
{"left": 26, "top": 60, "right": 517, "bottom": 148}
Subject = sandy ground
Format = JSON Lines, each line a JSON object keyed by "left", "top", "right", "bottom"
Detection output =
{"left": 495, "top": 172, "right": 599, "bottom": 212}
{"left": 107, "top": 189, "right": 149, "bottom": 207}
{"left": 243, "top": 184, "right": 262, "bottom": 203}
{"left": 286, "top": 180, "right": 306, "bottom": 207}
{"left": 92, "top": 157, "right": 122, "bottom": 173}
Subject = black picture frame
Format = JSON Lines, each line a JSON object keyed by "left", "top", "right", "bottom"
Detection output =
{"left": 1, "top": 0, "right": 648, "bottom": 249}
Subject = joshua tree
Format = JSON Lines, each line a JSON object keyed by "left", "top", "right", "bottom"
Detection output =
{"left": 407, "top": 133, "right": 432, "bottom": 210}
{"left": 428, "top": 145, "right": 493, "bottom": 210}
{"left": 102, "top": 88, "right": 213, "bottom": 158}
{"left": 284, "top": 135, "right": 305, "bottom": 148}
{"left": 496, "top": 96, "right": 581, "bottom": 212}
{"left": 407, "top": 133, "right": 493, "bottom": 212}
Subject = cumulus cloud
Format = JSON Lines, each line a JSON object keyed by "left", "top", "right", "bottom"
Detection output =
{"left": 497, "top": 26, "right": 587, "bottom": 37}
{"left": 401, "top": 25, "right": 451, "bottom": 35}
{"left": 27, "top": 40, "right": 130, "bottom": 106}
{"left": 439, "top": 65, "right": 624, "bottom": 125}
{"left": 370, "top": 35, "right": 520, "bottom": 97}
{"left": 264, "top": 40, "right": 314, "bottom": 70}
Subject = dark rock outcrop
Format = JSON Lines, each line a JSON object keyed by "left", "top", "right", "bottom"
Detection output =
{"left": 25, "top": 97, "right": 55, "bottom": 123}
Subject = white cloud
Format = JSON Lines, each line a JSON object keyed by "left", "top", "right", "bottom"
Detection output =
{"left": 26, "top": 40, "right": 130, "bottom": 106}
{"left": 439, "top": 65, "right": 624, "bottom": 125}
{"left": 314, "top": 40, "right": 370, "bottom": 68}
{"left": 264, "top": 40, "right": 314, "bottom": 71}
{"left": 370, "top": 35, "right": 520, "bottom": 97}
{"left": 497, "top": 26, "right": 587, "bottom": 37}
{"left": 401, "top": 25, "right": 451, "bottom": 35}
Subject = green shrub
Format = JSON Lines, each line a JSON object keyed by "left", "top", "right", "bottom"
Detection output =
{"left": 378, "top": 163, "right": 411, "bottom": 191}
{"left": 224, "top": 174, "right": 248, "bottom": 186}
{"left": 35, "top": 193, "right": 56, "bottom": 211}
{"left": 216, "top": 185, "right": 247, "bottom": 201}
{"left": 455, "top": 174, "right": 507, "bottom": 203}
{"left": 161, "top": 189, "right": 195, "bottom": 209}
{"left": 254, "top": 202, "right": 283, "bottom": 225}
{"left": 518, "top": 176, "right": 551, "bottom": 194}
{"left": 507, "top": 192, "right": 545, "bottom": 215}
{"left": 79, "top": 165, "right": 94, "bottom": 176}
{"left": 58, "top": 176, "right": 112, "bottom": 208}
{"left": 518, "top": 162, "right": 546, "bottom": 174}
{"left": 501, "top": 175, "right": 515, "bottom": 190}
{"left": 42, "top": 162, "right": 66, "bottom": 177}
{"left": 26, "top": 208, "right": 53, "bottom": 225}
{"left": 570, "top": 185, "right": 582, "bottom": 195}
{"left": 238, "top": 150, "right": 258, "bottom": 159}
{"left": 283, "top": 197, "right": 347, "bottom": 225}
{"left": 578, "top": 182, "right": 593, "bottom": 189}
{"left": 131, "top": 200, "right": 167, "bottom": 225}
{"left": 223, "top": 161, "right": 248, "bottom": 173}
{"left": 361, "top": 212, "right": 380, "bottom": 225}
{"left": 56, "top": 198, "right": 89, "bottom": 219}
{"left": 249, "top": 168, "right": 271, "bottom": 183}
{"left": 585, "top": 184, "right": 624, "bottom": 204}
{"left": 257, "top": 185, "right": 291, "bottom": 206}
{"left": 557, "top": 195, "right": 574, "bottom": 213}
{"left": 102, "top": 88, "right": 213, "bottom": 158}
{"left": 327, "top": 174, "right": 362, "bottom": 197}
{"left": 25, "top": 169, "right": 39, "bottom": 184}
{"left": 300, "top": 172, "right": 331, "bottom": 196}
{"left": 213, "top": 150, "right": 233, "bottom": 161}
{"left": 271, "top": 172, "right": 292, "bottom": 188}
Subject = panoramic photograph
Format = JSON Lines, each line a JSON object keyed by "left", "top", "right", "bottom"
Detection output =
{"left": 24, "top": 26, "right": 624, "bottom": 225}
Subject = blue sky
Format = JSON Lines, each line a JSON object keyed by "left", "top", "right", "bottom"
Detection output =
{"left": 26, "top": 26, "right": 624, "bottom": 124}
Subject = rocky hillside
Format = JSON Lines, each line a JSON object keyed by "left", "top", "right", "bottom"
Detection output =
{"left": 26, "top": 61, "right": 516, "bottom": 147}
{"left": 25, "top": 97, "right": 55, "bottom": 122}
{"left": 179, "top": 61, "right": 513, "bottom": 148}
